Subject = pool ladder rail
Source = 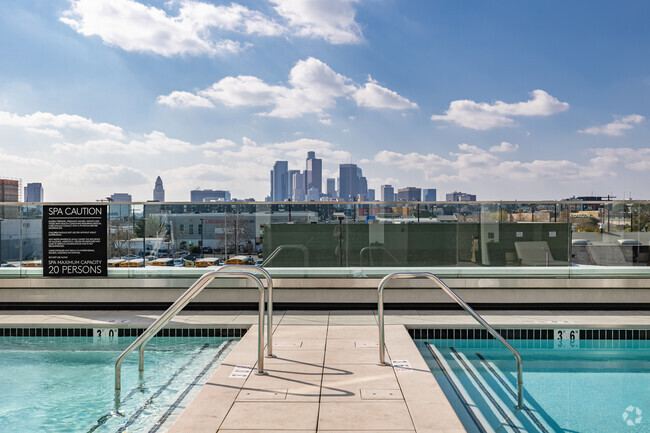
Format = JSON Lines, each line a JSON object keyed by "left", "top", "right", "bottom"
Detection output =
{"left": 377, "top": 272, "right": 524, "bottom": 410}
{"left": 115, "top": 269, "right": 273, "bottom": 392}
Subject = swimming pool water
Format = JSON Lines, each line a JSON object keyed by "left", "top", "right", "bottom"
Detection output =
{"left": 0, "top": 336, "right": 238, "bottom": 433}
{"left": 418, "top": 338, "right": 650, "bottom": 433}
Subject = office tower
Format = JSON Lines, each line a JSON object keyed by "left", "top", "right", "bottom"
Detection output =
{"left": 380, "top": 185, "right": 394, "bottom": 202}
{"left": 270, "top": 161, "right": 289, "bottom": 201}
{"left": 356, "top": 167, "right": 368, "bottom": 200}
{"left": 109, "top": 193, "right": 132, "bottom": 220}
{"left": 326, "top": 178, "right": 336, "bottom": 198}
{"left": 397, "top": 187, "right": 421, "bottom": 201}
{"left": 288, "top": 169, "right": 300, "bottom": 200}
{"left": 306, "top": 187, "right": 319, "bottom": 201}
{"left": 367, "top": 189, "right": 376, "bottom": 201}
{"left": 306, "top": 151, "right": 322, "bottom": 195}
{"left": 0, "top": 179, "right": 19, "bottom": 202}
{"left": 423, "top": 188, "right": 437, "bottom": 202}
{"left": 24, "top": 183, "right": 43, "bottom": 203}
{"left": 292, "top": 172, "right": 305, "bottom": 201}
{"left": 190, "top": 189, "right": 231, "bottom": 202}
{"left": 339, "top": 164, "right": 359, "bottom": 201}
{"left": 446, "top": 191, "right": 477, "bottom": 201}
{"left": 153, "top": 176, "right": 165, "bottom": 202}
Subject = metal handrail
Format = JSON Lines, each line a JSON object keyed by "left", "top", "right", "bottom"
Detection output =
{"left": 262, "top": 244, "right": 309, "bottom": 267}
{"left": 359, "top": 245, "right": 401, "bottom": 266}
{"left": 115, "top": 271, "right": 266, "bottom": 391}
{"left": 217, "top": 265, "right": 274, "bottom": 357}
{"left": 377, "top": 272, "right": 524, "bottom": 410}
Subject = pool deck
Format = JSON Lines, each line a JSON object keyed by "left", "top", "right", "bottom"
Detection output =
{"left": 2, "top": 310, "right": 650, "bottom": 432}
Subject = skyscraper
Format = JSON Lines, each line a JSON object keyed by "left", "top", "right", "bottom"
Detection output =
{"left": 153, "top": 176, "right": 165, "bottom": 202}
{"left": 270, "top": 161, "right": 289, "bottom": 201}
{"left": 367, "top": 189, "right": 376, "bottom": 201}
{"left": 288, "top": 169, "right": 300, "bottom": 200}
{"left": 380, "top": 185, "right": 394, "bottom": 202}
{"left": 357, "top": 167, "right": 368, "bottom": 200}
{"left": 423, "top": 188, "right": 437, "bottom": 202}
{"left": 397, "top": 187, "right": 421, "bottom": 201}
{"left": 305, "top": 151, "right": 322, "bottom": 196}
{"left": 292, "top": 172, "right": 305, "bottom": 201}
{"left": 326, "top": 178, "right": 336, "bottom": 198}
{"left": 24, "top": 183, "right": 43, "bottom": 202}
{"left": 339, "top": 164, "right": 359, "bottom": 201}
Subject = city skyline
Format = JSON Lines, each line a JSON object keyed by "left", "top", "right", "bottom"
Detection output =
{"left": 0, "top": 1, "right": 648, "bottom": 201}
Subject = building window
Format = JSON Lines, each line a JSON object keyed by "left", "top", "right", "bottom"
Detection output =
{"left": 189, "top": 224, "right": 194, "bottom": 234}
{"left": 179, "top": 224, "right": 184, "bottom": 234}
{"left": 198, "top": 224, "right": 203, "bottom": 235}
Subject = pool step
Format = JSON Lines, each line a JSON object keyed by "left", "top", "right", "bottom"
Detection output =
{"left": 449, "top": 348, "right": 525, "bottom": 433}
{"left": 426, "top": 342, "right": 559, "bottom": 433}
{"left": 475, "top": 353, "right": 554, "bottom": 433}
{"left": 426, "top": 342, "right": 495, "bottom": 433}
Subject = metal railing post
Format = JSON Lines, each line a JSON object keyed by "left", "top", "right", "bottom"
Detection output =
{"left": 377, "top": 272, "right": 524, "bottom": 410}
{"left": 115, "top": 271, "right": 266, "bottom": 392}
{"left": 217, "top": 265, "right": 275, "bottom": 357}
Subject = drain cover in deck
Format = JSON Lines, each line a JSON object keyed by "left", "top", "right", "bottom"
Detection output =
{"left": 361, "top": 389, "right": 402, "bottom": 400}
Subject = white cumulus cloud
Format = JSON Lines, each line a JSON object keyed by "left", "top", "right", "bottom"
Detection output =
{"left": 431, "top": 90, "right": 569, "bottom": 130}
{"left": 59, "top": 0, "right": 283, "bottom": 57}
{"left": 271, "top": 0, "right": 363, "bottom": 44}
{"left": 160, "top": 57, "right": 416, "bottom": 118}
{"left": 156, "top": 91, "right": 214, "bottom": 108}
{"left": 489, "top": 141, "right": 519, "bottom": 153}
{"left": 0, "top": 111, "right": 124, "bottom": 139}
{"left": 578, "top": 114, "right": 644, "bottom": 136}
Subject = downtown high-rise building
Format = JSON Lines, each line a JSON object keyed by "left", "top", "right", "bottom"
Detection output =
{"left": 397, "top": 187, "right": 421, "bottom": 201}
{"left": 24, "top": 182, "right": 43, "bottom": 202}
{"left": 153, "top": 176, "right": 165, "bottom": 202}
{"left": 292, "top": 171, "right": 305, "bottom": 201}
{"left": 423, "top": 188, "right": 437, "bottom": 202}
{"left": 367, "top": 189, "right": 376, "bottom": 201}
{"left": 338, "top": 164, "right": 359, "bottom": 201}
{"left": 380, "top": 185, "right": 395, "bottom": 202}
{"left": 270, "top": 161, "right": 289, "bottom": 201}
{"left": 305, "top": 151, "right": 322, "bottom": 196}
{"left": 326, "top": 178, "right": 336, "bottom": 198}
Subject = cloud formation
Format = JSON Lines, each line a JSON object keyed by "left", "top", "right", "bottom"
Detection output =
{"left": 578, "top": 114, "right": 644, "bottom": 136}
{"left": 431, "top": 90, "right": 569, "bottom": 130}
{"left": 271, "top": 0, "right": 363, "bottom": 44}
{"left": 60, "top": 0, "right": 364, "bottom": 57}
{"left": 368, "top": 141, "right": 601, "bottom": 185}
{"left": 159, "top": 57, "right": 417, "bottom": 118}
{"left": 0, "top": 109, "right": 351, "bottom": 200}
{"left": 0, "top": 111, "right": 124, "bottom": 139}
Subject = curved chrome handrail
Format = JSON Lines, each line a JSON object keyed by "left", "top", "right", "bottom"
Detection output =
{"left": 115, "top": 271, "right": 266, "bottom": 391}
{"left": 217, "top": 265, "right": 274, "bottom": 357}
{"left": 377, "top": 272, "right": 524, "bottom": 410}
{"left": 262, "top": 244, "right": 309, "bottom": 267}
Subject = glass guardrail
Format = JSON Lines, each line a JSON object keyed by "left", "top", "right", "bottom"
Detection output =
{"left": 1, "top": 201, "right": 649, "bottom": 278}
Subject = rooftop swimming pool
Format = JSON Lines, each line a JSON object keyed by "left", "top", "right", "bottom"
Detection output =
{"left": 416, "top": 331, "right": 650, "bottom": 433}
{"left": 0, "top": 333, "right": 239, "bottom": 433}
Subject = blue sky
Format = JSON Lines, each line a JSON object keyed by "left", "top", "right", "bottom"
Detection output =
{"left": 0, "top": 0, "right": 648, "bottom": 201}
